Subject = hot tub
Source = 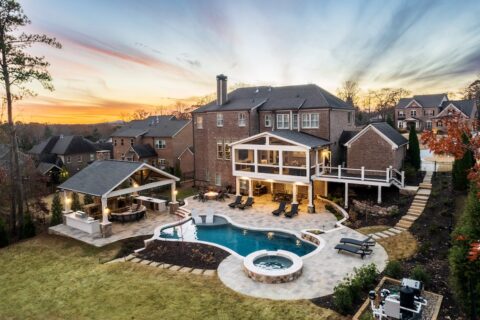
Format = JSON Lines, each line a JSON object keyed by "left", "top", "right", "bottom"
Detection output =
{"left": 243, "top": 250, "right": 303, "bottom": 284}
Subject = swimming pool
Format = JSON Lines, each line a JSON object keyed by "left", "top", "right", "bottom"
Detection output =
{"left": 159, "top": 216, "right": 316, "bottom": 257}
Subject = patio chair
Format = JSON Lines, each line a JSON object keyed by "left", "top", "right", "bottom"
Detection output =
{"left": 191, "top": 209, "right": 203, "bottom": 225}
{"left": 216, "top": 191, "right": 226, "bottom": 201}
{"left": 228, "top": 195, "right": 243, "bottom": 208}
{"left": 339, "top": 236, "right": 376, "bottom": 248}
{"left": 272, "top": 201, "right": 287, "bottom": 216}
{"left": 238, "top": 197, "right": 254, "bottom": 210}
{"left": 284, "top": 203, "right": 299, "bottom": 218}
{"left": 334, "top": 243, "right": 372, "bottom": 259}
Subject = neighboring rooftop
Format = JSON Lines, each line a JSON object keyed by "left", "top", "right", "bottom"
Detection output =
{"left": 440, "top": 99, "right": 477, "bottom": 117}
{"left": 339, "top": 130, "right": 361, "bottom": 146}
{"left": 29, "top": 135, "right": 96, "bottom": 156}
{"left": 131, "top": 144, "right": 157, "bottom": 158}
{"left": 193, "top": 84, "right": 354, "bottom": 113}
{"left": 396, "top": 93, "right": 448, "bottom": 109}
{"left": 370, "top": 122, "right": 408, "bottom": 147}
{"left": 112, "top": 115, "right": 190, "bottom": 138}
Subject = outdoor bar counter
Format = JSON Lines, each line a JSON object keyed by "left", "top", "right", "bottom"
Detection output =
{"left": 65, "top": 211, "right": 101, "bottom": 234}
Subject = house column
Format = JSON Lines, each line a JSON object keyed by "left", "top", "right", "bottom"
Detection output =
{"left": 100, "top": 196, "right": 112, "bottom": 238}
{"left": 377, "top": 186, "right": 382, "bottom": 204}
{"left": 324, "top": 181, "right": 328, "bottom": 197}
{"left": 307, "top": 183, "right": 315, "bottom": 213}
{"left": 344, "top": 183, "right": 349, "bottom": 208}
{"left": 292, "top": 184, "right": 298, "bottom": 204}
{"left": 248, "top": 179, "right": 253, "bottom": 198}
{"left": 235, "top": 177, "right": 240, "bottom": 196}
{"left": 170, "top": 182, "right": 179, "bottom": 214}
{"left": 63, "top": 190, "right": 71, "bottom": 213}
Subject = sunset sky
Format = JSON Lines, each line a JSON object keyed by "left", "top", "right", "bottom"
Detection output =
{"left": 9, "top": 0, "right": 480, "bottom": 124}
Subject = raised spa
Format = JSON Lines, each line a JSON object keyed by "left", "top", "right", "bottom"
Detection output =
{"left": 243, "top": 250, "right": 303, "bottom": 283}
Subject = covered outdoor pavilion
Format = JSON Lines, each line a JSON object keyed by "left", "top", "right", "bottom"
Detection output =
{"left": 57, "top": 160, "right": 179, "bottom": 237}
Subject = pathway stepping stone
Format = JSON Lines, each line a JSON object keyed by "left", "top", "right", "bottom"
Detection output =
{"left": 203, "top": 270, "right": 216, "bottom": 276}
{"left": 169, "top": 265, "right": 182, "bottom": 271}
{"left": 403, "top": 215, "right": 418, "bottom": 222}
{"left": 394, "top": 226, "right": 407, "bottom": 232}
{"left": 369, "top": 234, "right": 381, "bottom": 240}
{"left": 140, "top": 259, "right": 152, "bottom": 265}
{"left": 131, "top": 258, "right": 142, "bottom": 263}
{"left": 383, "top": 230, "right": 396, "bottom": 236}
{"left": 375, "top": 232, "right": 390, "bottom": 238}
{"left": 179, "top": 267, "right": 193, "bottom": 273}
{"left": 150, "top": 262, "right": 161, "bottom": 267}
{"left": 388, "top": 228, "right": 402, "bottom": 234}
{"left": 191, "top": 269, "right": 204, "bottom": 275}
{"left": 125, "top": 254, "right": 136, "bottom": 261}
{"left": 161, "top": 264, "right": 172, "bottom": 269}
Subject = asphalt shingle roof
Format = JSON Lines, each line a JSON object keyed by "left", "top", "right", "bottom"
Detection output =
{"left": 339, "top": 130, "right": 361, "bottom": 146}
{"left": 370, "top": 123, "right": 408, "bottom": 147}
{"left": 193, "top": 84, "right": 353, "bottom": 113}
{"left": 50, "top": 136, "right": 97, "bottom": 155}
{"left": 396, "top": 94, "right": 447, "bottom": 109}
{"left": 269, "top": 130, "right": 330, "bottom": 148}
{"left": 441, "top": 99, "right": 476, "bottom": 117}
{"left": 131, "top": 144, "right": 157, "bottom": 158}
{"left": 58, "top": 160, "right": 145, "bottom": 196}
{"left": 111, "top": 116, "right": 190, "bottom": 138}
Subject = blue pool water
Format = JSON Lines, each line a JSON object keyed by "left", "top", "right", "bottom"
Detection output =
{"left": 160, "top": 217, "right": 316, "bottom": 257}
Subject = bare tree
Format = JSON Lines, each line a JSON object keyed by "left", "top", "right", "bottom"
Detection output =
{"left": 336, "top": 80, "right": 360, "bottom": 107}
{"left": 0, "top": 0, "right": 61, "bottom": 235}
{"left": 368, "top": 88, "right": 410, "bottom": 121}
{"left": 130, "top": 108, "right": 151, "bottom": 120}
{"left": 463, "top": 74, "right": 480, "bottom": 102}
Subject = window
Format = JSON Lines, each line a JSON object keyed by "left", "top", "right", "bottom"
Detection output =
{"left": 410, "top": 110, "right": 416, "bottom": 117}
{"left": 155, "top": 139, "right": 166, "bottom": 149}
{"left": 347, "top": 112, "right": 352, "bottom": 124}
{"left": 216, "top": 113, "right": 224, "bottom": 127}
{"left": 276, "top": 114, "right": 289, "bottom": 129}
{"left": 224, "top": 140, "right": 231, "bottom": 160}
{"left": 292, "top": 114, "right": 298, "bottom": 129}
{"left": 216, "top": 140, "right": 224, "bottom": 159}
{"left": 238, "top": 113, "right": 246, "bottom": 127}
{"left": 264, "top": 114, "right": 272, "bottom": 127}
{"left": 301, "top": 113, "right": 319, "bottom": 128}
{"left": 77, "top": 155, "right": 82, "bottom": 163}
{"left": 196, "top": 116, "right": 203, "bottom": 129}
{"left": 437, "top": 121, "right": 443, "bottom": 127}
{"left": 398, "top": 111, "right": 405, "bottom": 117}
{"left": 215, "top": 173, "right": 221, "bottom": 186}
{"left": 398, "top": 121, "right": 404, "bottom": 129}
{"left": 158, "top": 159, "right": 166, "bottom": 167}
{"left": 120, "top": 139, "right": 124, "bottom": 146}
{"left": 90, "top": 154, "right": 95, "bottom": 161}
{"left": 205, "top": 169, "right": 210, "bottom": 181}
{"left": 130, "top": 139, "right": 134, "bottom": 146}
{"left": 66, "top": 156, "right": 71, "bottom": 164}
{"left": 426, "top": 121, "right": 432, "bottom": 129}
{"left": 415, "top": 121, "right": 419, "bottom": 129}
{"left": 114, "top": 139, "right": 117, "bottom": 146}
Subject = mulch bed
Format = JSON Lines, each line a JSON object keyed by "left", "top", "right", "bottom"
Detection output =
{"left": 136, "top": 240, "right": 230, "bottom": 270}
{"left": 405, "top": 170, "right": 426, "bottom": 186}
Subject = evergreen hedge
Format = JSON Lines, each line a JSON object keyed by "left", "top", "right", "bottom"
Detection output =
{"left": 406, "top": 125, "right": 421, "bottom": 170}
{"left": 50, "top": 192, "right": 64, "bottom": 226}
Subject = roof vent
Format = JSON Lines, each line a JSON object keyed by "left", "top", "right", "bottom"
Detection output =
{"left": 255, "top": 88, "right": 259, "bottom": 93}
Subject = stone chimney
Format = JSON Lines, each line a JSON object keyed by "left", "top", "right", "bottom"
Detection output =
{"left": 216, "top": 74, "right": 228, "bottom": 106}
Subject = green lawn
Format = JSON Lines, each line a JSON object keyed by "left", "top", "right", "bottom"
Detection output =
{"left": 0, "top": 235, "right": 343, "bottom": 320}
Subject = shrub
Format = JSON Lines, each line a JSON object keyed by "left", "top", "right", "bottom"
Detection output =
{"left": 71, "top": 193, "right": 81, "bottom": 212}
{"left": 452, "top": 133, "right": 474, "bottom": 191}
{"left": 406, "top": 125, "right": 420, "bottom": 170}
{"left": 83, "top": 194, "right": 94, "bottom": 205}
{"left": 404, "top": 163, "right": 417, "bottom": 182}
{"left": 333, "top": 282, "right": 354, "bottom": 314}
{"left": 22, "top": 212, "right": 36, "bottom": 239}
{"left": 410, "top": 265, "right": 430, "bottom": 286}
{"left": 384, "top": 260, "right": 403, "bottom": 279}
{"left": 0, "top": 217, "right": 8, "bottom": 248}
{"left": 50, "top": 192, "right": 64, "bottom": 226}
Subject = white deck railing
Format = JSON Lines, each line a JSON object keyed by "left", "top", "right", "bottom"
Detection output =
{"left": 315, "top": 165, "right": 405, "bottom": 187}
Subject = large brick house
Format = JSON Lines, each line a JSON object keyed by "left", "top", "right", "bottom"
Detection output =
{"left": 192, "top": 75, "right": 406, "bottom": 210}
{"left": 432, "top": 99, "right": 478, "bottom": 132}
{"left": 111, "top": 115, "right": 193, "bottom": 175}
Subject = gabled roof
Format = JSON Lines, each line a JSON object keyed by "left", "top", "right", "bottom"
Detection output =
{"left": 178, "top": 146, "right": 194, "bottom": 160}
{"left": 193, "top": 84, "right": 354, "bottom": 113}
{"left": 111, "top": 116, "right": 190, "bottom": 138}
{"left": 230, "top": 130, "right": 330, "bottom": 149}
{"left": 30, "top": 136, "right": 96, "bottom": 156}
{"left": 37, "top": 162, "right": 61, "bottom": 175}
{"left": 28, "top": 136, "right": 60, "bottom": 155}
{"left": 130, "top": 144, "right": 157, "bottom": 158}
{"left": 345, "top": 122, "right": 408, "bottom": 149}
{"left": 396, "top": 94, "right": 447, "bottom": 109}
{"left": 339, "top": 130, "right": 361, "bottom": 146}
{"left": 438, "top": 99, "right": 476, "bottom": 118}
{"left": 58, "top": 160, "right": 179, "bottom": 197}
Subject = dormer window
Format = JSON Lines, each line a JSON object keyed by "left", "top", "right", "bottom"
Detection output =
{"left": 216, "top": 113, "right": 224, "bottom": 127}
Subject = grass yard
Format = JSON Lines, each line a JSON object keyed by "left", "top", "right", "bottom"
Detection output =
{"left": 0, "top": 235, "right": 343, "bottom": 320}
{"left": 376, "top": 231, "right": 418, "bottom": 260}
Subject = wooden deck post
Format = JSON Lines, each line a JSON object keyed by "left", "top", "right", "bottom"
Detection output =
{"left": 307, "top": 183, "right": 315, "bottom": 213}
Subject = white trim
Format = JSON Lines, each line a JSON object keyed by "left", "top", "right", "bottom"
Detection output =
{"left": 229, "top": 131, "right": 314, "bottom": 150}
{"left": 177, "top": 146, "right": 194, "bottom": 160}
{"left": 436, "top": 103, "right": 468, "bottom": 118}
{"left": 172, "top": 119, "right": 192, "bottom": 138}
{"left": 344, "top": 124, "right": 404, "bottom": 149}
{"left": 106, "top": 179, "right": 175, "bottom": 198}
{"left": 404, "top": 99, "right": 422, "bottom": 109}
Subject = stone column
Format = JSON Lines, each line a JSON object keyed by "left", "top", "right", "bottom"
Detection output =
{"left": 248, "top": 179, "right": 253, "bottom": 198}
{"left": 377, "top": 186, "right": 382, "bottom": 204}
{"left": 235, "top": 177, "right": 240, "bottom": 196}
{"left": 307, "top": 183, "right": 315, "bottom": 213}
{"left": 292, "top": 184, "right": 298, "bottom": 204}
{"left": 344, "top": 183, "right": 349, "bottom": 208}
{"left": 170, "top": 182, "right": 179, "bottom": 214}
{"left": 100, "top": 196, "right": 112, "bottom": 238}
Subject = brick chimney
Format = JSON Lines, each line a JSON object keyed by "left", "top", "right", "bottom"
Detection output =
{"left": 216, "top": 74, "right": 228, "bottom": 106}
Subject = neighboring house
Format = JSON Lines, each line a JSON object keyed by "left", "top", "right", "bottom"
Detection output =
{"left": 395, "top": 94, "right": 448, "bottom": 131}
{"left": 29, "top": 135, "right": 99, "bottom": 176}
{"left": 192, "top": 75, "right": 403, "bottom": 210}
{"left": 110, "top": 115, "right": 193, "bottom": 172}
{"left": 432, "top": 99, "right": 478, "bottom": 132}
{"left": 0, "top": 144, "right": 30, "bottom": 171}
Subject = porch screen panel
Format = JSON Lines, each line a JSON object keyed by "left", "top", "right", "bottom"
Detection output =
{"left": 282, "top": 150, "right": 307, "bottom": 177}
{"left": 235, "top": 149, "right": 254, "bottom": 172}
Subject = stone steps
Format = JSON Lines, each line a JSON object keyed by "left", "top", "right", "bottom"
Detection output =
{"left": 396, "top": 220, "right": 413, "bottom": 229}
{"left": 388, "top": 228, "right": 403, "bottom": 234}
{"left": 419, "top": 183, "right": 432, "bottom": 189}
{"left": 125, "top": 258, "right": 217, "bottom": 277}
{"left": 403, "top": 215, "right": 419, "bottom": 222}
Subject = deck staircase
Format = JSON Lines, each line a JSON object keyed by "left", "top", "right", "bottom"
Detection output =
{"left": 368, "top": 171, "right": 433, "bottom": 240}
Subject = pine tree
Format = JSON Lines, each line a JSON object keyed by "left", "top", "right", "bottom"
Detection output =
{"left": 407, "top": 125, "right": 421, "bottom": 170}
{"left": 50, "top": 192, "right": 63, "bottom": 226}
{"left": 21, "top": 212, "right": 36, "bottom": 239}
{"left": 449, "top": 184, "right": 480, "bottom": 317}
{"left": 0, "top": 217, "right": 9, "bottom": 248}
{"left": 83, "top": 194, "right": 94, "bottom": 205}
{"left": 452, "top": 133, "right": 474, "bottom": 191}
{"left": 71, "top": 193, "right": 81, "bottom": 212}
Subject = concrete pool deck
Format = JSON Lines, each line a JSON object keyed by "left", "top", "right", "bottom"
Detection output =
{"left": 183, "top": 195, "right": 388, "bottom": 300}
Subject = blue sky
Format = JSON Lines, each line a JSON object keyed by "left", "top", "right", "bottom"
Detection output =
{"left": 15, "top": 0, "right": 480, "bottom": 123}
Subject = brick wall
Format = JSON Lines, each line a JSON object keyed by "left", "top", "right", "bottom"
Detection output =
{"left": 328, "top": 109, "right": 355, "bottom": 165}
{"left": 60, "top": 152, "right": 94, "bottom": 175}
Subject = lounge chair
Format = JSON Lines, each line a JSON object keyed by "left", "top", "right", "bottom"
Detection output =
{"left": 191, "top": 209, "right": 203, "bottom": 225}
{"left": 334, "top": 243, "right": 372, "bottom": 259}
{"left": 228, "top": 195, "right": 243, "bottom": 208}
{"left": 205, "top": 213, "right": 214, "bottom": 224}
{"left": 272, "top": 201, "right": 287, "bottom": 216}
{"left": 238, "top": 197, "right": 254, "bottom": 210}
{"left": 284, "top": 203, "right": 299, "bottom": 218}
{"left": 339, "top": 236, "right": 376, "bottom": 248}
